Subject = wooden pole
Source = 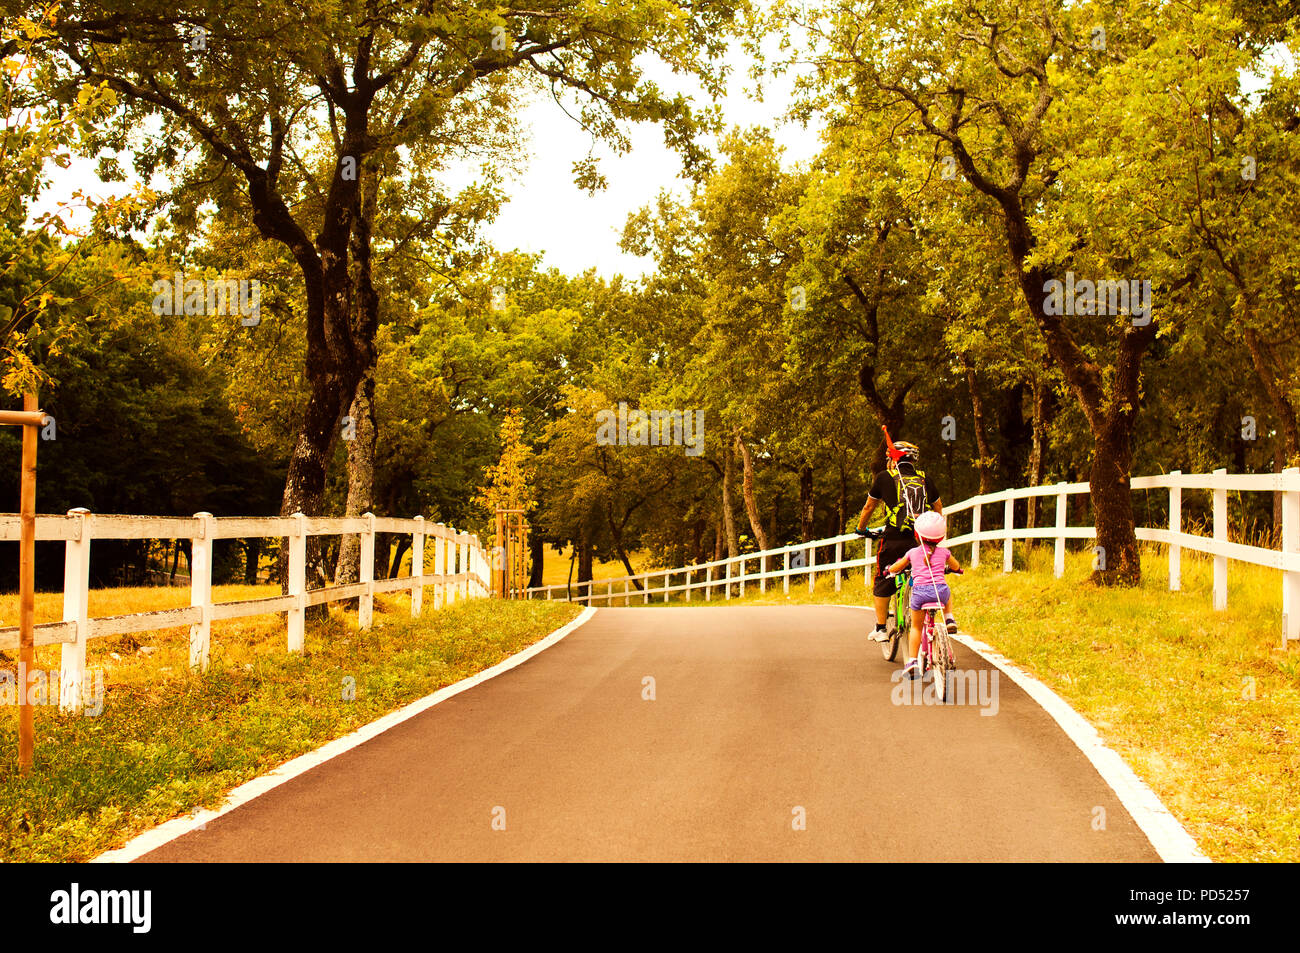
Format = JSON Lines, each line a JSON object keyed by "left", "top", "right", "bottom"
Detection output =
{"left": 494, "top": 511, "right": 505, "bottom": 597}
{"left": 18, "top": 393, "right": 39, "bottom": 774}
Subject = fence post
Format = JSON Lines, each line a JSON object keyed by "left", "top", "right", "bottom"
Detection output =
{"left": 359, "top": 512, "right": 375, "bottom": 628}
{"left": 1003, "top": 496, "right": 1015, "bottom": 573}
{"left": 664, "top": 570, "right": 670, "bottom": 603}
{"left": 625, "top": 579, "right": 631, "bottom": 606}
{"left": 784, "top": 550, "right": 791, "bottom": 594}
{"left": 189, "top": 511, "right": 214, "bottom": 671}
{"left": 725, "top": 560, "right": 732, "bottom": 600}
{"left": 434, "top": 523, "right": 446, "bottom": 609}
{"left": 808, "top": 544, "right": 816, "bottom": 593}
{"left": 740, "top": 558, "right": 746, "bottom": 598}
{"left": 287, "top": 512, "right": 306, "bottom": 653}
{"left": 685, "top": 569, "right": 692, "bottom": 603}
{"left": 463, "top": 534, "right": 472, "bottom": 601}
{"left": 445, "top": 529, "right": 457, "bottom": 606}
{"left": 478, "top": 537, "right": 488, "bottom": 597}
{"left": 1213, "top": 468, "right": 1228, "bottom": 611}
{"left": 411, "top": 516, "right": 425, "bottom": 617}
{"left": 706, "top": 565, "right": 713, "bottom": 601}
{"left": 760, "top": 555, "right": 766, "bottom": 594}
{"left": 1282, "top": 467, "right": 1299, "bottom": 645}
{"left": 1053, "top": 483, "right": 1067, "bottom": 578}
{"left": 971, "top": 502, "right": 981, "bottom": 568}
{"left": 446, "top": 528, "right": 458, "bottom": 607}
{"left": 59, "top": 508, "right": 91, "bottom": 712}
{"left": 1168, "top": 471, "right": 1181, "bottom": 592}
{"left": 834, "top": 540, "right": 843, "bottom": 592}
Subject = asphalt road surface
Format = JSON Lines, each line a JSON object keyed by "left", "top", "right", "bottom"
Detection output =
{"left": 139, "top": 606, "right": 1161, "bottom": 862}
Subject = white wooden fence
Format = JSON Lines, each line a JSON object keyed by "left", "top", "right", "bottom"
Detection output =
{"left": 0, "top": 510, "right": 490, "bottom": 712}
{"left": 523, "top": 468, "right": 1300, "bottom": 646}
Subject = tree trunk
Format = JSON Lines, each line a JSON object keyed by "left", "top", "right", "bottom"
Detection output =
{"left": 1026, "top": 373, "right": 1047, "bottom": 530}
{"left": 799, "top": 464, "right": 814, "bottom": 543}
{"left": 964, "top": 354, "right": 994, "bottom": 495}
{"left": 388, "top": 534, "right": 410, "bottom": 579}
{"left": 576, "top": 528, "right": 594, "bottom": 605}
{"left": 768, "top": 491, "right": 779, "bottom": 548}
{"left": 528, "top": 534, "right": 544, "bottom": 589}
{"left": 606, "top": 509, "right": 642, "bottom": 589}
{"left": 577, "top": 533, "right": 594, "bottom": 584}
{"left": 721, "top": 439, "right": 740, "bottom": 558}
{"left": 1090, "top": 418, "right": 1142, "bottom": 585}
{"left": 243, "top": 538, "right": 260, "bottom": 585}
{"left": 736, "top": 434, "right": 771, "bottom": 551}
{"left": 837, "top": 459, "right": 848, "bottom": 532}
{"left": 334, "top": 368, "right": 378, "bottom": 584}
{"left": 1002, "top": 214, "right": 1157, "bottom": 585}
{"left": 1244, "top": 325, "right": 1300, "bottom": 468}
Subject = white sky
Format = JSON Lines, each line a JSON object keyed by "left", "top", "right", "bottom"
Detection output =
{"left": 445, "top": 47, "right": 822, "bottom": 279}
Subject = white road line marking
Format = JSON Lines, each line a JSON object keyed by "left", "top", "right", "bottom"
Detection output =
{"left": 92, "top": 606, "right": 598, "bottom": 864}
{"left": 834, "top": 604, "right": 1210, "bottom": 863}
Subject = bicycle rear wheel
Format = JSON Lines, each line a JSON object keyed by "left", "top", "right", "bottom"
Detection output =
{"left": 882, "top": 592, "right": 901, "bottom": 661}
{"left": 932, "top": 621, "right": 954, "bottom": 703}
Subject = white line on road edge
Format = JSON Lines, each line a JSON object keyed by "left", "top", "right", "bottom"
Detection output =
{"left": 93, "top": 606, "right": 599, "bottom": 864}
{"left": 835, "top": 605, "right": 1210, "bottom": 863}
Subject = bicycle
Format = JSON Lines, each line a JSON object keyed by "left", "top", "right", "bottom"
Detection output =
{"left": 859, "top": 526, "right": 909, "bottom": 662}
{"left": 884, "top": 565, "right": 963, "bottom": 703}
{"left": 882, "top": 564, "right": 909, "bottom": 662}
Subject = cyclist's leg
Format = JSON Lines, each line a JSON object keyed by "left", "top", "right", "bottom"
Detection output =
{"left": 871, "top": 538, "right": 904, "bottom": 639}
{"left": 871, "top": 539, "right": 890, "bottom": 622}
{"left": 938, "top": 583, "right": 956, "bottom": 626}
{"left": 908, "top": 608, "right": 925, "bottom": 661}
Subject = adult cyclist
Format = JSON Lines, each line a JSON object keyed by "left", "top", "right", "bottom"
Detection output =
{"left": 853, "top": 439, "right": 952, "bottom": 641}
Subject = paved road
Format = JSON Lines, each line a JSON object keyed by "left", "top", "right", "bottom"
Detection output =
{"left": 140, "top": 606, "right": 1160, "bottom": 861}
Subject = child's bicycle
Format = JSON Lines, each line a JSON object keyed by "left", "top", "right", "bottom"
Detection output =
{"left": 885, "top": 566, "right": 963, "bottom": 703}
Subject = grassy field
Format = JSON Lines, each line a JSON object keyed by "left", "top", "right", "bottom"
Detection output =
{"left": 0, "top": 585, "right": 580, "bottom": 862}
{"left": 537, "top": 547, "right": 653, "bottom": 587}
{"left": 599, "top": 541, "right": 1299, "bottom": 863}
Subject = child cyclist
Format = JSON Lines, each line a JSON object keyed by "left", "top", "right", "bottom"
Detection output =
{"left": 885, "top": 511, "right": 961, "bottom": 680}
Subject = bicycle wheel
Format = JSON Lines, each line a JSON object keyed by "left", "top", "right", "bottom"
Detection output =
{"left": 932, "top": 620, "right": 953, "bottom": 703}
{"left": 882, "top": 592, "right": 901, "bottom": 661}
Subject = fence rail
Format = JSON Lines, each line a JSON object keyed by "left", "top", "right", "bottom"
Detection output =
{"left": 0, "top": 509, "right": 491, "bottom": 712}
{"left": 522, "top": 467, "right": 1300, "bottom": 647}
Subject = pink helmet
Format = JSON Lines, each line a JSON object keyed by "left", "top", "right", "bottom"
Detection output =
{"left": 913, "top": 511, "right": 946, "bottom": 543}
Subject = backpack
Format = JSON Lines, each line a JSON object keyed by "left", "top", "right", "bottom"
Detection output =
{"left": 884, "top": 466, "right": 929, "bottom": 533}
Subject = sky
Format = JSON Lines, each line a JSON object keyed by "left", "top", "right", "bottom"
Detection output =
{"left": 441, "top": 46, "right": 824, "bottom": 280}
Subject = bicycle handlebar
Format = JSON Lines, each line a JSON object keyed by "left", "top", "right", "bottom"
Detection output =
{"left": 885, "top": 567, "right": 963, "bottom": 578}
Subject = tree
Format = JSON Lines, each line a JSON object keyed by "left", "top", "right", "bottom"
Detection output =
{"left": 40, "top": 0, "right": 744, "bottom": 543}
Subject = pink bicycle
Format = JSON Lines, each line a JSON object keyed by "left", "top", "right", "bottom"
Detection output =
{"left": 887, "top": 566, "right": 961, "bottom": 703}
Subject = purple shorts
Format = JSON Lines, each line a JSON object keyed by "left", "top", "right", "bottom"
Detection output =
{"left": 910, "top": 582, "right": 950, "bottom": 611}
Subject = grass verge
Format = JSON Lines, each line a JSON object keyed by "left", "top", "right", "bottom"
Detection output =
{"left": 612, "top": 542, "right": 1299, "bottom": 862}
{"left": 0, "top": 590, "right": 580, "bottom": 862}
